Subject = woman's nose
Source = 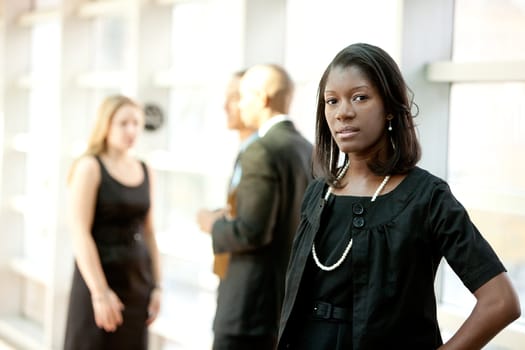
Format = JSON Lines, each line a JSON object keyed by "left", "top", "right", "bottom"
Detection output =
{"left": 128, "top": 124, "right": 140, "bottom": 135}
{"left": 335, "top": 100, "right": 355, "bottom": 120}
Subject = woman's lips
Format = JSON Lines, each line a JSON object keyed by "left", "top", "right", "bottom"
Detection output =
{"left": 337, "top": 126, "right": 359, "bottom": 138}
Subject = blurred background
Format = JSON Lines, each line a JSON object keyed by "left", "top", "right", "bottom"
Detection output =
{"left": 0, "top": 0, "right": 524, "bottom": 349}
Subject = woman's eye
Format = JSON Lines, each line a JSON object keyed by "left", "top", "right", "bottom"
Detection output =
{"left": 325, "top": 98, "right": 337, "bottom": 105}
{"left": 352, "top": 95, "right": 367, "bottom": 102}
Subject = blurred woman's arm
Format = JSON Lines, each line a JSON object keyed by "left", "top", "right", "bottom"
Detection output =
{"left": 68, "top": 156, "right": 124, "bottom": 332}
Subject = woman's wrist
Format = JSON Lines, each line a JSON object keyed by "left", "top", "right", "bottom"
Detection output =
{"left": 91, "top": 287, "right": 110, "bottom": 302}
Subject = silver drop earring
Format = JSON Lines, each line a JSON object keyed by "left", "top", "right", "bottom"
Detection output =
{"left": 387, "top": 115, "right": 395, "bottom": 149}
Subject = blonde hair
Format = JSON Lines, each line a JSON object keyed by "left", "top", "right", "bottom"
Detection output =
{"left": 67, "top": 94, "right": 141, "bottom": 184}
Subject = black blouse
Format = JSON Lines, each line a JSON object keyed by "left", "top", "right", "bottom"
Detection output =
{"left": 278, "top": 167, "right": 506, "bottom": 350}
{"left": 302, "top": 195, "right": 356, "bottom": 307}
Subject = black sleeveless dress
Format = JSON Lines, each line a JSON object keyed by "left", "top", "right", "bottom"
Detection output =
{"left": 64, "top": 157, "right": 155, "bottom": 350}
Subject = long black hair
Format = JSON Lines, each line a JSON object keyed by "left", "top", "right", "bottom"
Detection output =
{"left": 314, "top": 43, "right": 421, "bottom": 184}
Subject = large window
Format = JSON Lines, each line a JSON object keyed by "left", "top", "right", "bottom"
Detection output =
{"left": 444, "top": 0, "right": 525, "bottom": 324}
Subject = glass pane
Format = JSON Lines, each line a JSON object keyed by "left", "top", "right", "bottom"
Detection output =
{"left": 286, "top": 0, "right": 401, "bottom": 78}
{"left": 446, "top": 82, "right": 525, "bottom": 323}
{"left": 171, "top": 0, "right": 244, "bottom": 82}
{"left": 453, "top": 0, "right": 525, "bottom": 61}
{"left": 285, "top": 0, "right": 401, "bottom": 147}
{"left": 25, "top": 22, "right": 61, "bottom": 262}
{"left": 443, "top": 1, "right": 525, "bottom": 326}
{"left": 93, "top": 17, "right": 127, "bottom": 71}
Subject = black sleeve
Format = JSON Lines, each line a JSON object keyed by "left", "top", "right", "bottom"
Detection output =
{"left": 211, "top": 140, "right": 279, "bottom": 253}
{"left": 428, "top": 181, "right": 506, "bottom": 293}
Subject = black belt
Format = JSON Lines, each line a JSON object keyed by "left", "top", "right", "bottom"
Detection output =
{"left": 311, "top": 301, "right": 351, "bottom": 322}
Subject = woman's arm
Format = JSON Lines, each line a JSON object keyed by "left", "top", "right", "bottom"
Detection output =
{"left": 439, "top": 272, "right": 521, "bottom": 350}
{"left": 68, "top": 156, "right": 124, "bottom": 332}
{"left": 142, "top": 165, "right": 162, "bottom": 325}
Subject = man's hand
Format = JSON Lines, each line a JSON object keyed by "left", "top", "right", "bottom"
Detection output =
{"left": 196, "top": 208, "right": 228, "bottom": 233}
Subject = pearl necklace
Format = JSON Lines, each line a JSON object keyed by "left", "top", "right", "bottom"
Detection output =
{"left": 312, "top": 162, "right": 390, "bottom": 272}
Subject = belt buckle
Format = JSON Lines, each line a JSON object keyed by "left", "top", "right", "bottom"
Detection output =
{"left": 313, "top": 301, "right": 332, "bottom": 319}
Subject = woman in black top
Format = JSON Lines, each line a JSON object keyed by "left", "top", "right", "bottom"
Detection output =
{"left": 64, "top": 95, "right": 161, "bottom": 349}
{"left": 277, "top": 43, "right": 521, "bottom": 349}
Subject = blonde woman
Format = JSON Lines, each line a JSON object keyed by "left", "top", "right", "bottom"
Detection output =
{"left": 64, "top": 95, "right": 161, "bottom": 349}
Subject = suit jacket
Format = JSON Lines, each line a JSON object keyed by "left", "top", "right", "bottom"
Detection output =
{"left": 211, "top": 120, "right": 313, "bottom": 337}
{"left": 213, "top": 132, "right": 258, "bottom": 279}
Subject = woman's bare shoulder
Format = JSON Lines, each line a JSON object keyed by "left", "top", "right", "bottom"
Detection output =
{"left": 71, "top": 155, "right": 101, "bottom": 185}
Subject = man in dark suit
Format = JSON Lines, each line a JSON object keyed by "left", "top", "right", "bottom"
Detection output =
{"left": 197, "top": 64, "right": 313, "bottom": 350}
